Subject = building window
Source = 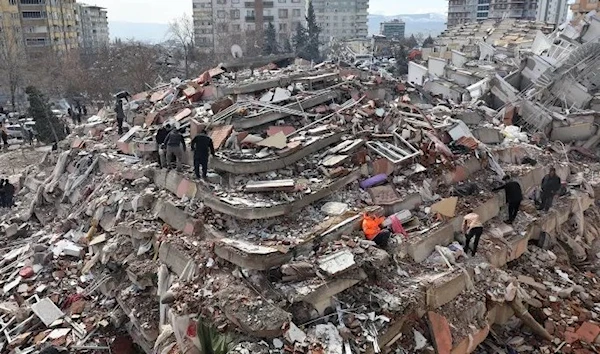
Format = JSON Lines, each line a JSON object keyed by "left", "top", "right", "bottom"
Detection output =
{"left": 232, "top": 0, "right": 239, "bottom": 2}
{"left": 22, "top": 11, "right": 45, "bottom": 19}
{"left": 216, "top": 0, "right": 226, "bottom": 3}
{"left": 247, "top": 9, "right": 255, "bottom": 16}
{"left": 20, "top": 0, "right": 46, "bottom": 4}
{"left": 279, "top": 23, "right": 287, "bottom": 31}
{"left": 279, "top": 0, "right": 286, "bottom": 2}
{"left": 232, "top": 24, "right": 241, "bottom": 31}
{"left": 230, "top": 9, "right": 240, "bottom": 19}
{"left": 292, "top": 0, "right": 300, "bottom": 2}
{"left": 217, "top": 10, "right": 226, "bottom": 18}
{"left": 218, "top": 23, "right": 228, "bottom": 32}
{"left": 292, "top": 9, "right": 301, "bottom": 17}
{"left": 278, "top": 9, "right": 288, "bottom": 18}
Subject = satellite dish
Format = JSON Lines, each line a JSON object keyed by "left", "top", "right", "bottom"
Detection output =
{"left": 231, "top": 44, "right": 243, "bottom": 58}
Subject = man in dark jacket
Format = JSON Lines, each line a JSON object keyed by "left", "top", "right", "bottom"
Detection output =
{"left": 115, "top": 99, "right": 125, "bottom": 134}
{"left": 539, "top": 167, "right": 561, "bottom": 212}
{"left": 493, "top": 175, "right": 523, "bottom": 224}
{"left": 3, "top": 180, "right": 14, "bottom": 208}
{"left": 155, "top": 124, "right": 171, "bottom": 168}
{"left": 164, "top": 128, "right": 186, "bottom": 172}
{"left": 191, "top": 130, "right": 215, "bottom": 179}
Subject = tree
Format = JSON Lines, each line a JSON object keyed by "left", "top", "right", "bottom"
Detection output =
{"left": 393, "top": 45, "right": 409, "bottom": 76}
{"left": 0, "top": 30, "right": 27, "bottom": 111}
{"left": 263, "top": 22, "right": 279, "bottom": 55}
{"left": 413, "top": 32, "right": 425, "bottom": 46}
{"left": 292, "top": 22, "right": 308, "bottom": 58}
{"left": 423, "top": 35, "right": 435, "bottom": 48}
{"left": 305, "top": 1, "right": 321, "bottom": 62}
{"left": 168, "top": 15, "right": 196, "bottom": 78}
{"left": 283, "top": 38, "right": 293, "bottom": 53}
{"left": 405, "top": 35, "right": 418, "bottom": 49}
{"left": 26, "top": 86, "right": 66, "bottom": 144}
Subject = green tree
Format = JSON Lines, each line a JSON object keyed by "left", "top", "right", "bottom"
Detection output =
{"left": 423, "top": 35, "right": 435, "bottom": 47}
{"left": 263, "top": 22, "right": 278, "bottom": 55}
{"left": 283, "top": 38, "right": 293, "bottom": 53}
{"left": 404, "top": 34, "right": 418, "bottom": 49}
{"left": 26, "top": 86, "right": 66, "bottom": 145}
{"left": 292, "top": 22, "right": 308, "bottom": 58}
{"left": 305, "top": 1, "right": 321, "bottom": 62}
{"left": 393, "top": 46, "right": 409, "bottom": 76}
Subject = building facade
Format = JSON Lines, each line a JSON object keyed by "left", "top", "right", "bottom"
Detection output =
{"left": 193, "top": 0, "right": 306, "bottom": 56}
{"left": 379, "top": 19, "right": 405, "bottom": 39}
{"left": 448, "top": 0, "right": 567, "bottom": 27}
{"left": 571, "top": 0, "right": 600, "bottom": 17}
{"left": 77, "top": 4, "right": 109, "bottom": 54}
{"left": 310, "top": 0, "right": 368, "bottom": 41}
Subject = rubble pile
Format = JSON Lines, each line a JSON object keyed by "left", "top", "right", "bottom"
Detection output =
{"left": 5, "top": 15, "right": 600, "bottom": 354}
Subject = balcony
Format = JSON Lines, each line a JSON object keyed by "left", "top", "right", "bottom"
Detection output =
{"left": 246, "top": 15, "right": 274, "bottom": 22}
{"left": 245, "top": 1, "right": 273, "bottom": 7}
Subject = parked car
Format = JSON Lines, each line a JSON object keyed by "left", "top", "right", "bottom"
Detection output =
{"left": 6, "top": 124, "right": 24, "bottom": 139}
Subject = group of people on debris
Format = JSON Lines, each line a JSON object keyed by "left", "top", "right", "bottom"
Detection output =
{"left": 155, "top": 124, "right": 215, "bottom": 179}
{"left": 68, "top": 103, "right": 87, "bottom": 126}
{"left": 363, "top": 167, "right": 564, "bottom": 257}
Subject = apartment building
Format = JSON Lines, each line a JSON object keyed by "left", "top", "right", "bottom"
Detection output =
{"left": 0, "top": 0, "right": 23, "bottom": 50}
{"left": 571, "top": 0, "right": 600, "bottom": 17}
{"left": 448, "top": 0, "right": 567, "bottom": 27}
{"left": 193, "top": 0, "right": 306, "bottom": 56}
{"left": 76, "top": 4, "right": 109, "bottom": 54}
{"left": 310, "top": 0, "right": 368, "bottom": 41}
{"left": 16, "top": 0, "right": 79, "bottom": 55}
{"left": 379, "top": 19, "right": 405, "bottom": 39}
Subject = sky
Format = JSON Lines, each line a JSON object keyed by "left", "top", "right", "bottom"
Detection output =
{"left": 87, "top": 0, "right": 447, "bottom": 23}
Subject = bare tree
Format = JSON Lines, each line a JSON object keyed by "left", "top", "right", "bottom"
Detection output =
{"left": 0, "top": 30, "right": 27, "bottom": 110}
{"left": 168, "top": 15, "right": 195, "bottom": 78}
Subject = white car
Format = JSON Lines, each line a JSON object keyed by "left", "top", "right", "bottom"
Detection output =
{"left": 6, "top": 124, "right": 24, "bottom": 139}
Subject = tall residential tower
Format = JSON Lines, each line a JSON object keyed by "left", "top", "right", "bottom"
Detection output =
{"left": 447, "top": 0, "right": 568, "bottom": 27}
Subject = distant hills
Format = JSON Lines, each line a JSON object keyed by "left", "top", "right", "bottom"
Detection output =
{"left": 368, "top": 13, "right": 447, "bottom": 37}
{"left": 110, "top": 13, "right": 448, "bottom": 43}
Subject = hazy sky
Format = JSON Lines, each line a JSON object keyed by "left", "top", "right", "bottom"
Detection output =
{"left": 87, "top": 0, "right": 447, "bottom": 23}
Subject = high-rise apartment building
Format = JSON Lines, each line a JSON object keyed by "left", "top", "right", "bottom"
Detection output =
{"left": 76, "top": 4, "right": 109, "bottom": 54}
{"left": 379, "top": 19, "right": 405, "bottom": 39}
{"left": 310, "top": 0, "right": 368, "bottom": 41}
{"left": 571, "top": 0, "right": 600, "bottom": 17}
{"left": 16, "top": 0, "right": 79, "bottom": 55}
{"left": 193, "top": 0, "right": 306, "bottom": 56}
{"left": 447, "top": 0, "right": 567, "bottom": 28}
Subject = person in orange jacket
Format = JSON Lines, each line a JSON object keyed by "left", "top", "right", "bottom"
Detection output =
{"left": 362, "top": 214, "right": 391, "bottom": 247}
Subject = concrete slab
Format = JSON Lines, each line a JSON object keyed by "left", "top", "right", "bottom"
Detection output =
{"left": 426, "top": 271, "right": 469, "bottom": 309}
{"left": 31, "top": 298, "right": 64, "bottom": 327}
{"left": 428, "top": 311, "right": 452, "bottom": 354}
{"left": 214, "top": 239, "right": 293, "bottom": 270}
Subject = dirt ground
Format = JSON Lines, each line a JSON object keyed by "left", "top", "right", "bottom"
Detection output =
{"left": 0, "top": 145, "right": 52, "bottom": 176}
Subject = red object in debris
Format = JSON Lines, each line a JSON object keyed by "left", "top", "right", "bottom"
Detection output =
{"left": 186, "top": 321, "right": 198, "bottom": 337}
{"left": 19, "top": 267, "right": 34, "bottom": 279}
{"left": 576, "top": 322, "right": 600, "bottom": 344}
{"left": 396, "top": 83, "right": 406, "bottom": 93}
{"left": 196, "top": 71, "right": 211, "bottom": 84}
{"left": 408, "top": 49, "right": 422, "bottom": 61}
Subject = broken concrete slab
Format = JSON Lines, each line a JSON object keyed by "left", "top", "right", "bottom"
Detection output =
{"left": 31, "top": 298, "right": 64, "bottom": 327}
{"left": 428, "top": 311, "right": 452, "bottom": 354}
{"left": 214, "top": 239, "right": 293, "bottom": 270}
{"left": 245, "top": 179, "right": 295, "bottom": 193}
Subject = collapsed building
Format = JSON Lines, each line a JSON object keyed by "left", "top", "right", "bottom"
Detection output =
{"left": 3, "top": 15, "right": 600, "bottom": 354}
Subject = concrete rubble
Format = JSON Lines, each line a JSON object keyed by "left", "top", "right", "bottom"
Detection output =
{"left": 4, "top": 19, "right": 600, "bottom": 353}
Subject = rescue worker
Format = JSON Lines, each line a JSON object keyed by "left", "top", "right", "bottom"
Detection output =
{"left": 462, "top": 211, "right": 483, "bottom": 256}
{"left": 164, "top": 128, "right": 186, "bottom": 172}
{"left": 190, "top": 129, "right": 215, "bottom": 179}
{"left": 362, "top": 214, "right": 391, "bottom": 247}
{"left": 493, "top": 175, "right": 523, "bottom": 224}
{"left": 539, "top": 167, "right": 561, "bottom": 212}
{"left": 115, "top": 99, "right": 125, "bottom": 135}
{"left": 155, "top": 124, "right": 171, "bottom": 168}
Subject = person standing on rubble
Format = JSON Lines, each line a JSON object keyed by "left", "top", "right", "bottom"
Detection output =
{"left": 156, "top": 124, "right": 172, "bottom": 168}
{"left": 115, "top": 99, "right": 125, "bottom": 135}
{"left": 3, "top": 179, "right": 14, "bottom": 208}
{"left": 191, "top": 129, "right": 215, "bottom": 179}
{"left": 493, "top": 175, "right": 523, "bottom": 224}
{"left": 539, "top": 167, "right": 561, "bottom": 212}
{"left": 164, "top": 128, "right": 186, "bottom": 172}
{"left": 462, "top": 212, "right": 483, "bottom": 257}
{"left": 0, "top": 179, "right": 6, "bottom": 208}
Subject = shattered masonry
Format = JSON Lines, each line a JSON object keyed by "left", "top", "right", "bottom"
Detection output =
{"left": 5, "top": 13, "right": 600, "bottom": 354}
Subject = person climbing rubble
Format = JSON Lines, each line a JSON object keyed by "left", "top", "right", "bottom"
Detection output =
{"left": 539, "top": 167, "right": 561, "bottom": 212}
{"left": 164, "top": 127, "right": 187, "bottom": 172}
{"left": 493, "top": 174, "right": 523, "bottom": 224}
{"left": 362, "top": 213, "right": 391, "bottom": 247}
{"left": 191, "top": 128, "right": 215, "bottom": 179}
{"left": 115, "top": 99, "right": 125, "bottom": 135}
{"left": 155, "top": 124, "right": 172, "bottom": 168}
{"left": 462, "top": 211, "right": 483, "bottom": 256}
